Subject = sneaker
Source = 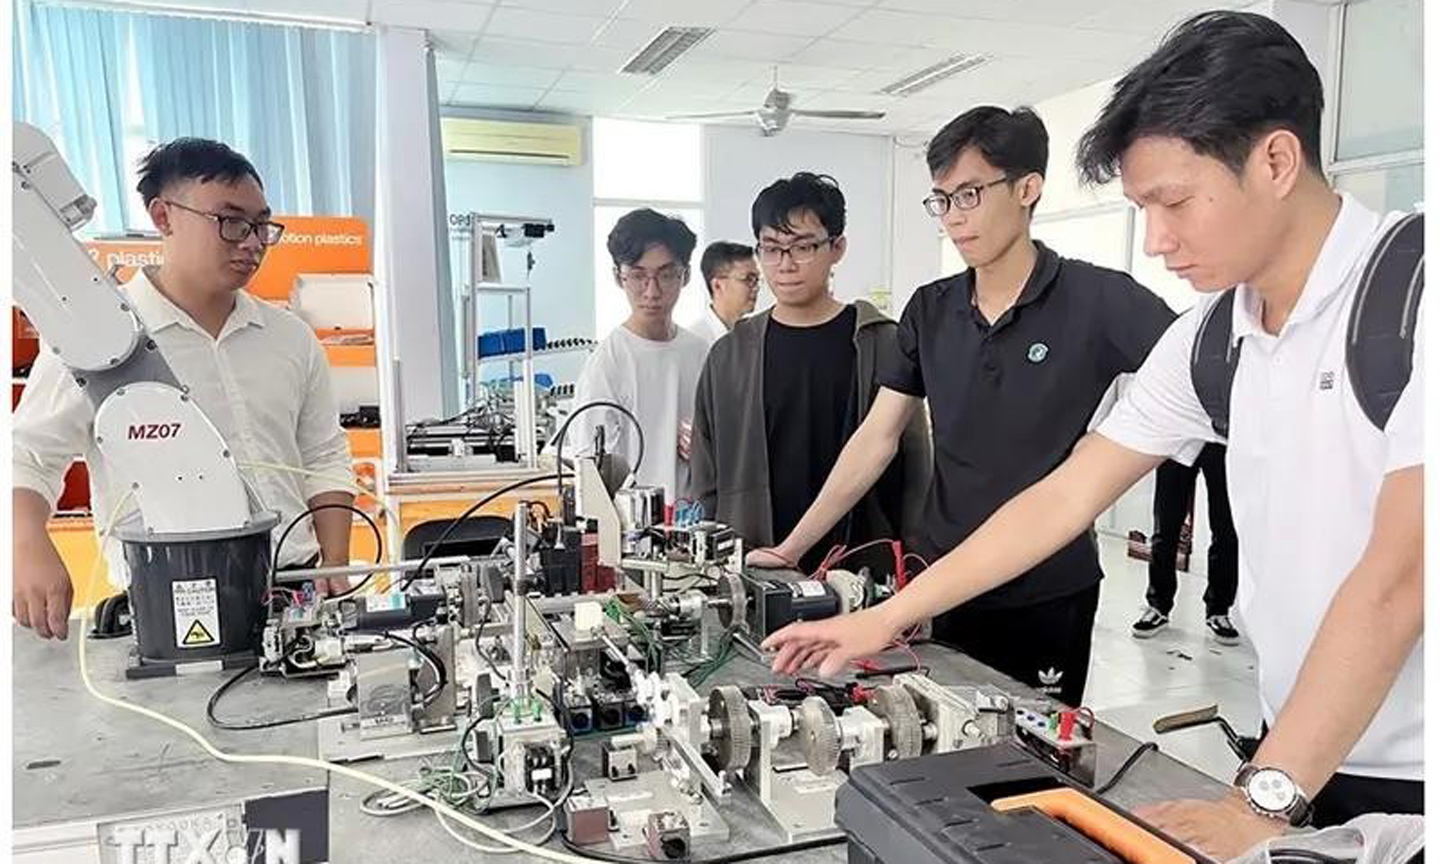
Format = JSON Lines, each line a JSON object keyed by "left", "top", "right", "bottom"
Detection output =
{"left": 1132, "top": 607, "right": 1169, "bottom": 639}
{"left": 1206, "top": 614, "right": 1241, "bottom": 646}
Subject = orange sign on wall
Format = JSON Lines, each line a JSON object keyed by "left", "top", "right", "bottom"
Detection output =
{"left": 84, "top": 216, "right": 370, "bottom": 302}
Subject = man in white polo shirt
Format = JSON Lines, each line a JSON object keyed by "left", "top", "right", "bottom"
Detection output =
{"left": 760, "top": 12, "right": 1422, "bottom": 859}
{"left": 13, "top": 138, "right": 356, "bottom": 640}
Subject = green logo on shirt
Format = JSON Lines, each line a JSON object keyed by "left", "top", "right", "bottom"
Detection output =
{"left": 1027, "top": 342, "right": 1049, "bottom": 363}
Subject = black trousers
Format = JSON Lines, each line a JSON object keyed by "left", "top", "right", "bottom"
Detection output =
{"left": 1312, "top": 771, "right": 1425, "bottom": 827}
{"left": 932, "top": 583, "right": 1100, "bottom": 707}
{"left": 1147, "top": 443, "right": 1238, "bottom": 617}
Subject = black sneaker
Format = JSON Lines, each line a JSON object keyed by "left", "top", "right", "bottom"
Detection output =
{"left": 1206, "top": 614, "right": 1241, "bottom": 646}
{"left": 1131, "top": 607, "right": 1169, "bottom": 639}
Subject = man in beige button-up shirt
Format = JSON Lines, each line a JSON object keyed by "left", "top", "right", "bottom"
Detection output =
{"left": 13, "top": 138, "right": 355, "bottom": 640}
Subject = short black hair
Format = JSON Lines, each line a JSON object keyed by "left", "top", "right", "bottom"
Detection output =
{"left": 607, "top": 208, "right": 698, "bottom": 270}
{"left": 699, "top": 242, "right": 755, "bottom": 295}
{"left": 136, "top": 138, "right": 263, "bottom": 206}
{"left": 927, "top": 106, "right": 1049, "bottom": 181}
{"left": 751, "top": 172, "right": 845, "bottom": 239}
{"left": 1076, "top": 11, "right": 1325, "bottom": 185}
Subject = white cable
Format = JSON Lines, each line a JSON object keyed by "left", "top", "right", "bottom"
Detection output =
{"left": 434, "top": 784, "right": 565, "bottom": 855}
{"left": 73, "top": 493, "right": 610, "bottom": 863}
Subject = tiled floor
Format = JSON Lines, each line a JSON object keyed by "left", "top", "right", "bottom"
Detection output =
{"left": 1086, "top": 536, "right": 1263, "bottom": 783}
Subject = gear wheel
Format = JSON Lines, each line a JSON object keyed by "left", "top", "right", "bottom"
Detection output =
{"left": 868, "top": 685, "right": 923, "bottom": 760}
{"left": 797, "top": 696, "right": 841, "bottom": 774}
{"left": 707, "top": 685, "right": 753, "bottom": 771}
{"left": 715, "top": 571, "right": 748, "bottom": 631}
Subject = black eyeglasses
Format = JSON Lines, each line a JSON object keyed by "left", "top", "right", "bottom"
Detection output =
{"left": 922, "top": 176, "right": 1011, "bottom": 217}
{"left": 618, "top": 264, "right": 687, "bottom": 291}
{"left": 757, "top": 237, "right": 834, "bottom": 266}
{"left": 164, "top": 199, "right": 285, "bottom": 246}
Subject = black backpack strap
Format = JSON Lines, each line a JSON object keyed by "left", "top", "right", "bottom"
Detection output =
{"left": 1348, "top": 212, "right": 1425, "bottom": 431}
{"left": 1191, "top": 289, "right": 1241, "bottom": 438}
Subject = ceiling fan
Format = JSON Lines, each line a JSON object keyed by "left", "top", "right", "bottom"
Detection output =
{"left": 669, "top": 70, "right": 885, "bottom": 136}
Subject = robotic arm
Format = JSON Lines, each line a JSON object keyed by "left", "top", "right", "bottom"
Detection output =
{"left": 13, "top": 121, "right": 255, "bottom": 534}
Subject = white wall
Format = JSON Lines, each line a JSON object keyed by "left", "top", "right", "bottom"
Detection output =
{"left": 704, "top": 126, "right": 893, "bottom": 312}
{"left": 889, "top": 142, "right": 943, "bottom": 315}
{"left": 443, "top": 116, "right": 595, "bottom": 388}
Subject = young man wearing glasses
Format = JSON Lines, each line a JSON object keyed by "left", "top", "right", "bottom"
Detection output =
{"left": 569, "top": 208, "right": 709, "bottom": 502}
{"left": 691, "top": 172, "right": 931, "bottom": 575}
{"left": 685, "top": 241, "right": 760, "bottom": 346}
{"left": 749, "top": 110, "right": 1173, "bottom": 706}
{"left": 13, "top": 138, "right": 355, "bottom": 639}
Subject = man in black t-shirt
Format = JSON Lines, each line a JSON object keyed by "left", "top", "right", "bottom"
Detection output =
{"left": 690, "top": 173, "right": 931, "bottom": 575}
{"left": 748, "top": 109, "right": 1175, "bottom": 706}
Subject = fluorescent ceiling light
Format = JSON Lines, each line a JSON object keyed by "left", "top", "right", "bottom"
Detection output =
{"left": 621, "top": 26, "right": 714, "bottom": 75}
{"left": 879, "top": 53, "right": 992, "bottom": 97}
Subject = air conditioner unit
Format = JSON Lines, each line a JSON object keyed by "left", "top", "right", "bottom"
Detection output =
{"left": 440, "top": 117, "right": 583, "bottom": 166}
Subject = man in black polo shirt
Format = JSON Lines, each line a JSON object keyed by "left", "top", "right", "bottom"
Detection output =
{"left": 748, "top": 107, "right": 1173, "bottom": 705}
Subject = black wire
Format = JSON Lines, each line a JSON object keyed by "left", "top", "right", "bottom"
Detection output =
{"left": 552, "top": 399, "right": 646, "bottom": 506}
{"left": 206, "top": 664, "right": 357, "bottom": 731}
{"left": 271, "top": 502, "right": 384, "bottom": 599}
{"left": 1094, "top": 741, "right": 1160, "bottom": 796}
{"left": 385, "top": 631, "right": 447, "bottom": 704}
{"left": 1269, "top": 853, "right": 1355, "bottom": 864}
{"left": 556, "top": 827, "right": 845, "bottom": 863}
{"left": 398, "top": 472, "right": 570, "bottom": 592}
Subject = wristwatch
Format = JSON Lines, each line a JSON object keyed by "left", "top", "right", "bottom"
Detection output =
{"left": 1234, "top": 763, "right": 1313, "bottom": 827}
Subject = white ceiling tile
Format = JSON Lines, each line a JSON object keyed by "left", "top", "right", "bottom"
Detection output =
{"left": 728, "top": 0, "right": 866, "bottom": 37}
{"left": 537, "top": 89, "right": 628, "bottom": 114}
{"left": 826, "top": 8, "right": 962, "bottom": 46}
{"left": 613, "top": 0, "right": 753, "bottom": 27}
{"left": 1077, "top": 0, "right": 1249, "bottom": 35}
{"left": 435, "top": 56, "right": 470, "bottom": 81}
{"left": 494, "top": 0, "right": 625, "bottom": 14}
{"left": 550, "top": 70, "right": 653, "bottom": 99}
{"left": 371, "top": 0, "right": 490, "bottom": 30}
{"left": 561, "top": 44, "right": 636, "bottom": 72}
{"left": 740, "top": 62, "right": 863, "bottom": 91}
{"left": 659, "top": 57, "right": 773, "bottom": 89}
{"left": 878, "top": 0, "right": 1093, "bottom": 28}
{"left": 429, "top": 29, "right": 482, "bottom": 57}
{"left": 447, "top": 83, "right": 548, "bottom": 108}
{"left": 471, "top": 35, "right": 573, "bottom": 65}
{"left": 459, "top": 62, "right": 565, "bottom": 88}
{"left": 590, "top": 17, "right": 667, "bottom": 50}
{"left": 485, "top": 6, "right": 608, "bottom": 42}
{"left": 638, "top": 75, "right": 750, "bottom": 101}
{"left": 787, "top": 39, "right": 951, "bottom": 71}
{"left": 687, "top": 29, "right": 814, "bottom": 61}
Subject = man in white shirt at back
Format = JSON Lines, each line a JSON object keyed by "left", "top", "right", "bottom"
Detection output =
{"left": 12, "top": 138, "right": 356, "bottom": 640}
{"left": 685, "top": 241, "right": 759, "bottom": 346}
{"left": 570, "top": 209, "right": 709, "bottom": 502}
{"left": 761, "top": 12, "right": 1422, "bottom": 860}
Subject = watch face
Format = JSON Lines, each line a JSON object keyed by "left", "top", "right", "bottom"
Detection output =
{"left": 1248, "top": 768, "right": 1298, "bottom": 812}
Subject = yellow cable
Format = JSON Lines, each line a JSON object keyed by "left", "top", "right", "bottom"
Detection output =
{"left": 73, "top": 493, "right": 609, "bottom": 864}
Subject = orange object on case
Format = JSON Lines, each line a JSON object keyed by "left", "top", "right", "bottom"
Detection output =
{"left": 991, "top": 789, "right": 1197, "bottom": 864}
{"left": 83, "top": 216, "right": 370, "bottom": 301}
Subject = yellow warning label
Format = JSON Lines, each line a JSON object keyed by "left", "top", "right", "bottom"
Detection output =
{"left": 182, "top": 619, "right": 216, "bottom": 646}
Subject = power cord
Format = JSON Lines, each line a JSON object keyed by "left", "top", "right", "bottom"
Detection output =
{"left": 1094, "top": 741, "right": 1160, "bottom": 796}
{"left": 552, "top": 399, "right": 646, "bottom": 505}
{"left": 205, "top": 664, "right": 357, "bottom": 731}
{"left": 399, "top": 472, "right": 571, "bottom": 592}
{"left": 271, "top": 502, "right": 384, "bottom": 598}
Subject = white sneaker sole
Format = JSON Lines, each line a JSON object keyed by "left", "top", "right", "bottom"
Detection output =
{"left": 1209, "top": 632, "right": 1241, "bottom": 646}
{"left": 1132, "top": 624, "right": 1167, "bottom": 639}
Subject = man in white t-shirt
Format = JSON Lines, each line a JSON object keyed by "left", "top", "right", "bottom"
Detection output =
{"left": 760, "top": 12, "right": 1422, "bottom": 860}
{"left": 685, "top": 241, "right": 759, "bottom": 346}
{"left": 570, "top": 209, "right": 709, "bottom": 502}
